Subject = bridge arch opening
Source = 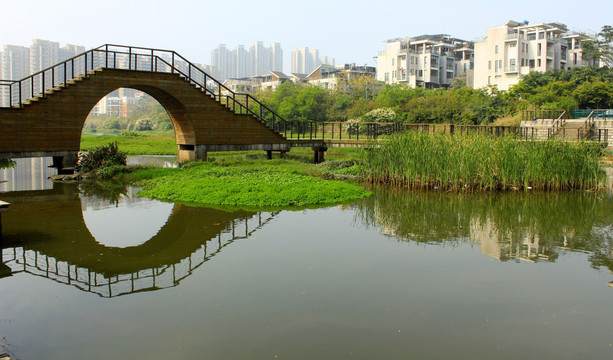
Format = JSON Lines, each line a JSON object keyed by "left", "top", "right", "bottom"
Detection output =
{"left": 82, "top": 86, "right": 197, "bottom": 162}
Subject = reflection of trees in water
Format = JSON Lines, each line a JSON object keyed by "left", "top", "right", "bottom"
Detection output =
{"left": 353, "top": 189, "right": 613, "bottom": 268}
{"left": 78, "top": 180, "right": 130, "bottom": 206}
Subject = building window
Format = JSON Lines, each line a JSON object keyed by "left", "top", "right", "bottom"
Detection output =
{"left": 495, "top": 45, "right": 499, "bottom": 54}
{"left": 529, "top": 59, "right": 535, "bottom": 68}
{"left": 385, "top": 73, "right": 389, "bottom": 81}
{"left": 574, "top": 53, "right": 577, "bottom": 65}
{"left": 495, "top": 60, "right": 498, "bottom": 72}
{"left": 392, "top": 58, "right": 395, "bottom": 66}
{"left": 488, "top": 61, "right": 492, "bottom": 70}
{"left": 488, "top": 76, "right": 491, "bottom": 85}
{"left": 539, "top": 32, "right": 545, "bottom": 39}
{"left": 418, "top": 70, "right": 423, "bottom": 77}
{"left": 537, "top": 43, "right": 541, "bottom": 56}
{"left": 537, "top": 59, "right": 541, "bottom": 67}
{"left": 499, "top": 60, "right": 503, "bottom": 69}
{"left": 528, "top": 33, "right": 536, "bottom": 41}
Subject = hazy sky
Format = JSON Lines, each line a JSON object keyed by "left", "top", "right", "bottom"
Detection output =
{"left": 1, "top": 0, "right": 611, "bottom": 73}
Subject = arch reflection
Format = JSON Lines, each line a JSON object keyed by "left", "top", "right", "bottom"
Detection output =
{"left": 0, "top": 182, "right": 279, "bottom": 297}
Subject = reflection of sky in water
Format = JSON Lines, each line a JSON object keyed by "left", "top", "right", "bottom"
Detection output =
{"left": 127, "top": 155, "right": 179, "bottom": 168}
{"left": 81, "top": 189, "right": 173, "bottom": 248}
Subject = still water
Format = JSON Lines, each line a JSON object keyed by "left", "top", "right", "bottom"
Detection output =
{"left": 1, "top": 159, "right": 612, "bottom": 359}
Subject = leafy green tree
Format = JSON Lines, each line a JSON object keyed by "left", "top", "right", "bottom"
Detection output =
{"left": 582, "top": 25, "right": 613, "bottom": 67}
{"left": 574, "top": 81, "right": 613, "bottom": 108}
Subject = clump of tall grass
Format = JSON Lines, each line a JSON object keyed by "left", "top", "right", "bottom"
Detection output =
{"left": 361, "top": 132, "right": 606, "bottom": 191}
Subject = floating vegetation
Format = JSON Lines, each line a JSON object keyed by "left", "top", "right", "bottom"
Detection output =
{"left": 131, "top": 162, "right": 371, "bottom": 210}
{"left": 361, "top": 132, "right": 606, "bottom": 191}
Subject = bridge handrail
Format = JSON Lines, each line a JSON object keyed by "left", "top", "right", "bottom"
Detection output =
{"left": 0, "top": 44, "right": 289, "bottom": 135}
{"left": 577, "top": 110, "right": 596, "bottom": 139}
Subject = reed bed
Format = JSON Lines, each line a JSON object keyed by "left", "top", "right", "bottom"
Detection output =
{"left": 361, "top": 132, "right": 606, "bottom": 191}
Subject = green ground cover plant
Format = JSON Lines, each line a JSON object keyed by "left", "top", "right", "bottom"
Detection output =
{"left": 124, "top": 161, "right": 370, "bottom": 210}
{"left": 81, "top": 132, "right": 176, "bottom": 155}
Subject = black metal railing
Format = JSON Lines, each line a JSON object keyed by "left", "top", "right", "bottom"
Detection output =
{"left": 277, "top": 122, "right": 539, "bottom": 142}
{"left": 521, "top": 109, "right": 569, "bottom": 122}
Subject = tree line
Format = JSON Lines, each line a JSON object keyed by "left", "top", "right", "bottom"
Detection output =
{"left": 254, "top": 66, "right": 613, "bottom": 126}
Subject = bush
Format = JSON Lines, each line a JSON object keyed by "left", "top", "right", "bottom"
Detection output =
{"left": 156, "top": 119, "right": 173, "bottom": 131}
{"left": 0, "top": 158, "right": 15, "bottom": 169}
{"left": 106, "top": 119, "right": 121, "bottom": 129}
{"left": 76, "top": 141, "right": 127, "bottom": 172}
{"left": 134, "top": 119, "right": 154, "bottom": 131}
{"left": 120, "top": 131, "right": 144, "bottom": 138}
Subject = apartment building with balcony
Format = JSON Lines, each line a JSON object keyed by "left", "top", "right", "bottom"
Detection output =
{"left": 376, "top": 34, "right": 474, "bottom": 89}
{"left": 473, "top": 21, "right": 593, "bottom": 91}
{"left": 308, "top": 63, "right": 376, "bottom": 90}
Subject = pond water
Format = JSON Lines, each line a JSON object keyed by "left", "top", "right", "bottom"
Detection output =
{"left": 1, "top": 159, "right": 613, "bottom": 359}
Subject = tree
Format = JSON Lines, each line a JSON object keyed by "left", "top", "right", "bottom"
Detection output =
{"left": 582, "top": 25, "right": 613, "bottom": 67}
{"left": 574, "top": 81, "right": 613, "bottom": 109}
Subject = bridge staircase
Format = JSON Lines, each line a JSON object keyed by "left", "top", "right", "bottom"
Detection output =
{"left": 551, "top": 110, "right": 595, "bottom": 141}
{"left": 0, "top": 44, "right": 289, "bottom": 138}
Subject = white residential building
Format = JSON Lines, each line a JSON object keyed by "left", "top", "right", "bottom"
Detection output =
{"left": 307, "top": 64, "right": 376, "bottom": 90}
{"left": 377, "top": 34, "right": 474, "bottom": 89}
{"left": 473, "top": 21, "right": 594, "bottom": 91}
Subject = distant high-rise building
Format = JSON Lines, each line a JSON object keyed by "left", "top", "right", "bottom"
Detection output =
{"left": 30, "top": 39, "right": 60, "bottom": 74}
{"left": 1, "top": 44, "right": 30, "bottom": 80}
{"left": 210, "top": 42, "right": 284, "bottom": 81}
{"left": 0, "top": 39, "right": 86, "bottom": 106}
{"left": 291, "top": 47, "right": 334, "bottom": 75}
{"left": 270, "top": 43, "right": 283, "bottom": 73}
{"left": 211, "top": 44, "right": 232, "bottom": 80}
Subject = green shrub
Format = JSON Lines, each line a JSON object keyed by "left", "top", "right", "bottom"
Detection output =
{"left": 0, "top": 158, "right": 15, "bottom": 169}
{"left": 106, "top": 119, "right": 121, "bottom": 129}
{"left": 76, "top": 142, "right": 127, "bottom": 172}
{"left": 134, "top": 119, "right": 154, "bottom": 131}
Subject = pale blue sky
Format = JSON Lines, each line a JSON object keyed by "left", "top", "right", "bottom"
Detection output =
{"left": 1, "top": 0, "right": 611, "bottom": 73}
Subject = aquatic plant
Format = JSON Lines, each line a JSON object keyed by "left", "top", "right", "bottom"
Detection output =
{"left": 133, "top": 162, "right": 371, "bottom": 210}
{"left": 76, "top": 141, "right": 127, "bottom": 172}
{"left": 360, "top": 132, "right": 606, "bottom": 191}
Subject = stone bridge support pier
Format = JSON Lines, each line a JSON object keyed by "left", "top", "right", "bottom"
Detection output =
{"left": 52, "top": 152, "right": 79, "bottom": 174}
{"left": 312, "top": 146, "right": 327, "bottom": 164}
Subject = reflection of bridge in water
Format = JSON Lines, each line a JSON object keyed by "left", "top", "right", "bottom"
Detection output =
{"left": 0, "top": 183, "right": 279, "bottom": 297}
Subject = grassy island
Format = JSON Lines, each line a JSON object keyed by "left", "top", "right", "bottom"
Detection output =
{"left": 113, "top": 154, "right": 370, "bottom": 210}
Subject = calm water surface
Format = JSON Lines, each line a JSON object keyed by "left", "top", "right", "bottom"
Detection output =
{"left": 1, "top": 159, "right": 612, "bottom": 359}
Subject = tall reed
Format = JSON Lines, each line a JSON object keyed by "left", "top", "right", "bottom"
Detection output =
{"left": 360, "top": 132, "right": 606, "bottom": 191}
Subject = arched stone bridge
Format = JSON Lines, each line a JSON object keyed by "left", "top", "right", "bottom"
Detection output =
{"left": 0, "top": 45, "right": 328, "bottom": 169}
